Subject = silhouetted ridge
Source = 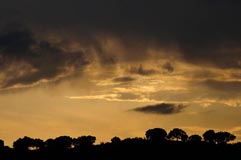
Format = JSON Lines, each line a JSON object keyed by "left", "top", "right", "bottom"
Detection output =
{"left": 0, "top": 128, "right": 240, "bottom": 160}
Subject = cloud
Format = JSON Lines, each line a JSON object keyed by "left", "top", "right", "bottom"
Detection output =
{"left": 204, "top": 80, "right": 241, "bottom": 93}
{"left": 179, "top": 47, "right": 241, "bottom": 70}
{"left": 0, "top": 0, "right": 241, "bottom": 89}
{"left": 66, "top": 94, "right": 119, "bottom": 101}
{"left": 128, "top": 65, "right": 157, "bottom": 76}
{"left": 231, "top": 73, "right": 241, "bottom": 79}
{"left": 66, "top": 93, "right": 152, "bottom": 102}
{"left": 162, "top": 62, "right": 174, "bottom": 73}
{"left": 133, "top": 103, "right": 187, "bottom": 115}
{"left": 188, "top": 70, "right": 220, "bottom": 79}
{"left": 0, "top": 29, "right": 35, "bottom": 57}
{"left": 117, "top": 92, "right": 140, "bottom": 100}
{"left": 113, "top": 76, "right": 135, "bottom": 83}
{"left": 1, "top": 0, "right": 240, "bottom": 69}
{"left": 0, "top": 29, "right": 89, "bottom": 89}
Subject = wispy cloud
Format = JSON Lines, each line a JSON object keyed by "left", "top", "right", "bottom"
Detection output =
{"left": 66, "top": 94, "right": 119, "bottom": 101}
{"left": 66, "top": 93, "right": 161, "bottom": 103}
{"left": 113, "top": 76, "right": 135, "bottom": 83}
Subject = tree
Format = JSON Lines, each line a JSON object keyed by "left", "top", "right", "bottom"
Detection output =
{"left": 73, "top": 135, "right": 96, "bottom": 148}
{"left": 203, "top": 130, "right": 216, "bottom": 143}
{"left": 181, "top": 134, "right": 188, "bottom": 142}
{"left": 32, "top": 138, "right": 44, "bottom": 150}
{"left": 167, "top": 128, "right": 188, "bottom": 141}
{"left": 13, "top": 136, "right": 34, "bottom": 150}
{"left": 188, "top": 134, "right": 202, "bottom": 142}
{"left": 54, "top": 136, "right": 73, "bottom": 149}
{"left": 13, "top": 136, "right": 44, "bottom": 150}
{"left": 0, "top": 139, "right": 4, "bottom": 148}
{"left": 145, "top": 128, "right": 167, "bottom": 142}
{"left": 215, "top": 131, "right": 236, "bottom": 144}
{"left": 45, "top": 138, "right": 55, "bottom": 149}
{"left": 111, "top": 136, "right": 121, "bottom": 144}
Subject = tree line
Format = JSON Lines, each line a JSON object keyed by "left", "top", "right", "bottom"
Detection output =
{"left": 0, "top": 128, "right": 240, "bottom": 160}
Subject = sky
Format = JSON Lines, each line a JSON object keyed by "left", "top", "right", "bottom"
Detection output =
{"left": 0, "top": 0, "right": 241, "bottom": 146}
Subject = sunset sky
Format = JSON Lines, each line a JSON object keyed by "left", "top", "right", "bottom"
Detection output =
{"left": 0, "top": 0, "right": 241, "bottom": 146}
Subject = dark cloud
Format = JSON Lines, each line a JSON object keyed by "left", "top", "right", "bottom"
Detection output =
{"left": 113, "top": 76, "right": 135, "bottom": 83}
{"left": 206, "top": 0, "right": 241, "bottom": 5}
{"left": 133, "top": 103, "right": 186, "bottom": 115}
{"left": 0, "top": 29, "right": 89, "bottom": 88}
{"left": 0, "top": 29, "right": 35, "bottom": 56}
{"left": 180, "top": 47, "right": 241, "bottom": 69}
{"left": 162, "top": 62, "right": 174, "bottom": 73}
{"left": 204, "top": 80, "right": 241, "bottom": 93}
{"left": 128, "top": 65, "right": 157, "bottom": 76}
{"left": 0, "top": 0, "right": 240, "bottom": 72}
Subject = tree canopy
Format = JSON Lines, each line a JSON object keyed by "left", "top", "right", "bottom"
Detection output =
{"left": 0, "top": 128, "right": 238, "bottom": 160}
{"left": 167, "top": 128, "right": 188, "bottom": 141}
{"left": 145, "top": 128, "right": 167, "bottom": 142}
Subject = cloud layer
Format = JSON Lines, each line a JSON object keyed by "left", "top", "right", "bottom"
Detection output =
{"left": 1, "top": 0, "right": 240, "bottom": 68}
{"left": 0, "top": 0, "right": 240, "bottom": 92}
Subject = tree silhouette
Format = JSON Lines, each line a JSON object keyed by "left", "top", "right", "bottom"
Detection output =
{"left": 203, "top": 130, "right": 216, "bottom": 143}
{"left": 73, "top": 135, "right": 96, "bottom": 148}
{"left": 145, "top": 128, "right": 167, "bottom": 142}
{"left": 181, "top": 134, "right": 188, "bottom": 142}
{"left": 52, "top": 136, "right": 73, "bottom": 150}
{"left": 0, "top": 139, "right": 4, "bottom": 148}
{"left": 13, "top": 136, "right": 44, "bottom": 150}
{"left": 215, "top": 131, "right": 236, "bottom": 144}
{"left": 1, "top": 128, "right": 241, "bottom": 160}
{"left": 13, "top": 136, "right": 34, "bottom": 150}
{"left": 32, "top": 138, "right": 44, "bottom": 150}
{"left": 45, "top": 138, "right": 55, "bottom": 149}
{"left": 167, "top": 128, "right": 188, "bottom": 141}
{"left": 111, "top": 136, "right": 121, "bottom": 144}
{"left": 188, "top": 134, "right": 202, "bottom": 142}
